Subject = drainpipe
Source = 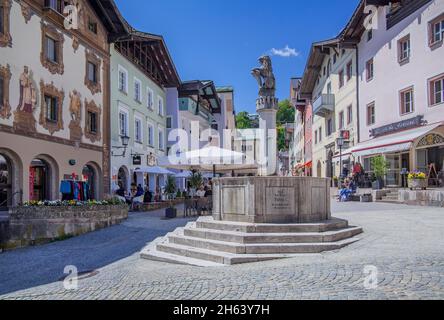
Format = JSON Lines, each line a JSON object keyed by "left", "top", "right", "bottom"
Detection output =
{"left": 355, "top": 45, "right": 361, "bottom": 145}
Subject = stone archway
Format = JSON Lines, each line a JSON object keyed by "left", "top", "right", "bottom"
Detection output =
{"left": 118, "top": 166, "right": 130, "bottom": 193}
{"left": 82, "top": 161, "right": 103, "bottom": 200}
{"left": 30, "top": 154, "right": 59, "bottom": 201}
{"left": 0, "top": 148, "right": 23, "bottom": 207}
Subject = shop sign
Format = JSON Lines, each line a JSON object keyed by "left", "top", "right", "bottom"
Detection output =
{"left": 370, "top": 115, "right": 424, "bottom": 138}
{"left": 133, "top": 155, "right": 142, "bottom": 166}
{"left": 147, "top": 153, "right": 157, "bottom": 166}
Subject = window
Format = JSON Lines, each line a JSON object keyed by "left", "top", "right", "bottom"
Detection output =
{"left": 39, "top": 81, "right": 64, "bottom": 134}
{"left": 88, "top": 111, "right": 97, "bottom": 133}
{"left": 148, "top": 123, "right": 154, "bottom": 146}
{"left": 333, "top": 54, "right": 337, "bottom": 64}
{"left": 158, "top": 97, "right": 164, "bottom": 116}
{"left": 323, "top": 67, "right": 326, "bottom": 76}
{"left": 88, "top": 19, "right": 97, "bottom": 34}
{"left": 339, "top": 111, "right": 345, "bottom": 129}
{"left": 326, "top": 118, "right": 334, "bottom": 136}
{"left": 398, "top": 35, "right": 410, "bottom": 63}
{"left": 45, "top": 95, "right": 58, "bottom": 122}
{"left": 134, "top": 78, "right": 141, "bottom": 102}
{"left": 429, "top": 14, "right": 444, "bottom": 46}
{"left": 0, "top": 6, "right": 4, "bottom": 36}
{"left": 400, "top": 87, "right": 414, "bottom": 115}
{"left": 44, "top": 0, "right": 63, "bottom": 13}
{"left": 327, "top": 60, "right": 331, "bottom": 77}
{"left": 147, "top": 88, "right": 154, "bottom": 109}
{"left": 429, "top": 74, "right": 444, "bottom": 106}
{"left": 166, "top": 116, "right": 172, "bottom": 129}
{"left": 45, "top": 36, "right": 57, "bottom": 63}
{"left": 158, "top": 128, "right": 164, "bottom": 150}
{"left": 366, "top": 59, "right": 374, "bottom": 81}
{"left": 84, "top": 99, "right": 101, "bottom": 142}
{"left": 87, "top": 62, "right": 97, "bottom": 84}
{"left": 367, "top": 29, "right": 373, "bottom": 42}
{"left": 367, "top": 102, "right": 375, "bottom": 126}
{"left": 40, "top": 23, "right": 64, "bottom": 74}
{"left": 319, "top": 127, "right": 322, "bottom": 142}
{"left": 118, "top": 66, "right": 128, "bottom": 93}
{"left": 347, "top": 105, "right": 353, "bottom": 125}
{"left": 314, "top": 130, "right": 318, "bottom": 144}
{"left": 135, "top": 118, "right": 142, "bottom": 143}
{"left": 119, "top": 111, "right": 128, "bottom": 137}
{"left": 339, "top": 70, "right": 344, "bottom": 88}
{"left": 346, "top": 61, "right": 353, "bottom": 81}
{"left": 85, "top": 50, "right": 101, "bottom": 94}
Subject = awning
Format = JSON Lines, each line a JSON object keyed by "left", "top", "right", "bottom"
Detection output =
{"left": 352, "top": 123, "right": 442, "bottom": 158}
{"left": 134, "top": 166, "right": 175, "bottom": 175}
{"left": 304, "top": 161, "right": 313, "bottom": 168}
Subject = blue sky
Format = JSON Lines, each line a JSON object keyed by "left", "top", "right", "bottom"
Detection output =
{"left": 115, "top": 0, "right": 359, "bottom": 114}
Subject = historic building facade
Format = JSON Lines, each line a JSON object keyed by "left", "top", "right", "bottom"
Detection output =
{"left": 0, "top": 0, "right": 127, "bottom": 207}
{"left": 110, "top": 28, "right": 180, "bottom": 195}
{"left": 289, "top": 77, "right": 306, "bottom": 176}
{"left": 300, "top": 38, "right": 359, "bottom": 179}
{"left": 349, "top": 0, "right": 444, "bottom": 187}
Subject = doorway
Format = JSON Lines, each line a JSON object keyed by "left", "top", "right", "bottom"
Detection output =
{"left": 0, "top": 154, "right": 11, "bottom": 210}
{"left": 29, "top": 159, "right": 49, "bottom": 201}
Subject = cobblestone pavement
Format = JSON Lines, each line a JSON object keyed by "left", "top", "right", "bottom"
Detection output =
{"left": 1, "top": 202, "right": 443, "bottom": 300}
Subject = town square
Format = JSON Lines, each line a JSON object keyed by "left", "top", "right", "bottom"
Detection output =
{"left": 0, "top": 0, "right": 443, "bottom": 303}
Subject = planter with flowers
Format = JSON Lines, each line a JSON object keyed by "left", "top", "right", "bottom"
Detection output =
{"left": 407, "top": 172, "right": 428, "bottom": 190}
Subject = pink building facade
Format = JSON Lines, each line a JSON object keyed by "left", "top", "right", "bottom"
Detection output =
{"left": 349, "top": 0, "right": 444, "bottom": 187}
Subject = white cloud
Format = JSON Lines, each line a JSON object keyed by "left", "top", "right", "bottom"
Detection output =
{"left": 270, "top": 45, "right": 299, "bottom": 58}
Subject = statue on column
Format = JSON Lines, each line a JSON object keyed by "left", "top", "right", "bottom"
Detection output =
{"left": 14, "top": 66, "right": 37, "bottom": 133}
{"left": 251, "top": 55, "right": 278, "bottom": 176}
{"left": 251, "top": 56, "right": 278, "bottom": 111}
{"left": 251, "top": 55, "right": 276, "bottom": 97}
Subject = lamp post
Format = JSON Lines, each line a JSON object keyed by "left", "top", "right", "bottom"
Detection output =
{"left": 112, "top": 135, "right": 130, "bottom": 157}
{"left": 337, "top": 136, "right": 345, "bottom": 181}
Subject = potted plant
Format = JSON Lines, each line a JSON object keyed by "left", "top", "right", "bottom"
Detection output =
{"left": 332, "top": 176, "right": 339, "bottom": 188}
{"left": 371, "top": 156, "right": 388, "bottom": 190}
{"left": 408, "top": 171, "right": 427, "bottom": 190}
{"left": 189, "top": 171, "right": 203, "bottom": 196}
{"left": 164, "top": 176, "right": 177, "bottom": 219}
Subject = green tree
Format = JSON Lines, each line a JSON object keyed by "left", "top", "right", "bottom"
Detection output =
{"left": 277, "top": 125, "right": 287, "bottom": 151}
{"left": 276, "top": 99, "right": 295, "bottom": 125}
{"left": 235, "top": 111, "right": 252, "bottom": 129}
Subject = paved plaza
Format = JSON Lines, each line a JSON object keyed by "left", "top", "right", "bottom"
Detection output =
{"left": 0, "top": 201, "right": 443, "bottom": 300}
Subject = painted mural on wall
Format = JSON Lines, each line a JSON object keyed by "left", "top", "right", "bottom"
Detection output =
{"left": 13, "top": 66, "right": 37, "bottom": 133}
{"left": 69, "top": 90, "right": 83, "bottom": 142}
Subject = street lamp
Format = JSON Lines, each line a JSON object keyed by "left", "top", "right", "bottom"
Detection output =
{"left": 112, "top": 135, "right": 130, "bottom": 157}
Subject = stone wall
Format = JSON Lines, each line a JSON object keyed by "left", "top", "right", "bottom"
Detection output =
{"left": 133, "top": 200, "right": 185, "bottom": 212}
{"left": 213, "top": 177, "right": 331, "bottom": 224}
{"left": 1, "top": 205, "right": 128, "bottom": 250}
{"left": 399, "top": 190, "right": 444, "bottom": 207}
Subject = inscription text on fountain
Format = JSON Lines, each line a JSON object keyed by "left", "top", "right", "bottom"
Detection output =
{"left": 267, "top": 187, "right": 295, "bottom": 215}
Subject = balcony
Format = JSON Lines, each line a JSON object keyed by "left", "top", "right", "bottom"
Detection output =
{"left": 291, "top": 98, "right": 306, "bottom": 113}
{"left": 313, "top": 94, "right": 335, "bottom": 118}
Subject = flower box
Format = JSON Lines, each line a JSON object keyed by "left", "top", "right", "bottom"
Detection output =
{"left": 408, "top": 179, "right": 427, "bottom": 190}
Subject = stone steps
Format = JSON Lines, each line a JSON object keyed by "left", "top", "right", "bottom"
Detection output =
{"left": 168, "top": 233, "right": 362, "bottom": 255}
{"left": 196, "top": 217, "right": 349, "bottom": 233}
{"left": 183, "top": 226, "right": 363, "bottom": 244}
{"left": 140, "top": 217, "right": 363, "bottom": 266}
